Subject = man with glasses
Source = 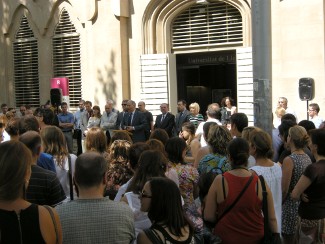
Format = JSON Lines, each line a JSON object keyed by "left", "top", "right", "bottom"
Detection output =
{"left": 116, "top": 99, "right": 129, "bottom": 130}
{"left": 308, "top": 103, "right": 323, "bottom": 128}
{"left": 74, "top": 99, "right": 85, "bottom": 155}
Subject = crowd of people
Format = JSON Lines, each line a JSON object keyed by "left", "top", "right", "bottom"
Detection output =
{"left": 0, "top": 96, "right": 325, "bottom": 243}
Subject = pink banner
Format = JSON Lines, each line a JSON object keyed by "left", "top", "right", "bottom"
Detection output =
{"left": 50, "top": 77, "right": 69, "bottom": 96}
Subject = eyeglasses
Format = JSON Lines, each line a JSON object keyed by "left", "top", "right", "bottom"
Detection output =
{"left": 121, "top": 104, "right": 127, "bottom": 106}
{"left": 140, "top": 191, "right": 152, "bottom": 199}
{"left": 308, "top": 109, "right": 315, "bottom": 112}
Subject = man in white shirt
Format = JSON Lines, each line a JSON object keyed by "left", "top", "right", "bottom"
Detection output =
{"left": 100, "top": 101, "right": 118, "bottom": 141}
{"left": 308, "top": 103, "right": 324, "bottom": 128}
{"left": 195, "top": 103, "right": 222, "bottom": 147}
{"left": 278, "top": 97, "right": 297, "bottom": 120}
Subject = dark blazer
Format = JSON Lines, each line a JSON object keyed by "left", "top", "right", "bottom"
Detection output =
{"left": 121, "top": 110, "right": 148, "bottom": 142}
{"left": 115, "top": 111, "right": 126, "bottom": 129}
{"left": 174, "top": 109, "right": 190, "bottom": 136}
{"left": 154, "top": 112, "right": 175, "bottom": 137}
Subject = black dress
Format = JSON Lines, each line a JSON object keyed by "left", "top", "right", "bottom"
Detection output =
{"left": 0, "top": 204, "right": 45, "bottom": 244}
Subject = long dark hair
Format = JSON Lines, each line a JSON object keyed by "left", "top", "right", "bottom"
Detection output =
{"left": 126, "top": 150, "right": 167, "bottom": 193}
{"left": 148, "top": 177, "right": 190, "bottom": 237}
{"left": 309, "top": 129, "right": 325, "bottom": 156}
{"left": 227, "top": 137, "right": 249, "bottom": 167}
{"left": 165, "top": 137, "right": 186, "bottom": 164}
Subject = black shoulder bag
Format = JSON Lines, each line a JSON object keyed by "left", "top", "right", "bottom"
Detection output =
{"left": 67, "top": 154, "right": 74, "bottom": 200}
{"left": 259, "top": 175, "right": 281, "bottom": 244}
{"left": 204, "top": 174, "right": 254, "bottom": 230}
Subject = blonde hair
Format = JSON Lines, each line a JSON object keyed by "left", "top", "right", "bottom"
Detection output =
{"left": 275, "top": 107, "right": 286, "bottom": 118}
{"left": 189, "top": 102, "right": 200, "bottom": 114}
{"left": 288, "top": 125, "right": 309, "bottom": 149}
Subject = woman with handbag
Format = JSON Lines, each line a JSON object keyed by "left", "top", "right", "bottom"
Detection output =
{"left": 41, "top": 126, "right": 77, "bottom": 201}
{"left": 249, "top": 130, "right": 283, "bottom": 233}
{"left": 204, "top": 138, "right": 278, "bottom": 244}
{"left": 292, "top": 128, "right": 325, "bottom": 243}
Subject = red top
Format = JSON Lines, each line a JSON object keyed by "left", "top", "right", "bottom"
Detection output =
{"left": 214, "top": 173, "right": 264, "bottom": 244}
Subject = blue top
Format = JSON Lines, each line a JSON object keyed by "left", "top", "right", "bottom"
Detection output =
{"left": 57, "top": 112, "right": 74, "bottom": 132}
{"left": 74, "top": 108, "right": 85, "bottom": 129}
{"left": 37, "top": 152, "right": 56, "bottom": 173}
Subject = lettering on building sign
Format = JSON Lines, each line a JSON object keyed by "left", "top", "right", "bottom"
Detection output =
{"left": 57, "top": 80, "right": 61, "bottom": 85}
{"left": 187, "top": 55, "right": 236, "bottom": 64}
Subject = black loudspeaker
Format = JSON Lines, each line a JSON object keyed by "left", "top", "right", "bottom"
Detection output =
{"left": 299, "top": 78, "right": 314, "bottom": 101}
{"left": 50, "top": 88, "right": 62, "bottom": 106}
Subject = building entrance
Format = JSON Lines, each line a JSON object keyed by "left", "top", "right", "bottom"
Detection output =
{"left": 176, "top": 50, "right": 237, "bottom": 118}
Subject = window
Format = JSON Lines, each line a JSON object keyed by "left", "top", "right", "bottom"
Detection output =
{"left": 13, "top": 16, "right": 40, "bottom": 107}
{"left": 53, "top": 9, "right": 82, "bottom": 107}
{"left": 172, "top": 1, "right": 243, "bottom": 50}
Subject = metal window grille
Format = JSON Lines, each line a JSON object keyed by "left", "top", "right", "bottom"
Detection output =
{"left": 13, "top": 16, "right": 40, "bottom": 107}
{"left": 172, "top": 1, "right": 243, "bottom": 50}
{"left": 53, "top": 9, "right": 82, "bottom": 107}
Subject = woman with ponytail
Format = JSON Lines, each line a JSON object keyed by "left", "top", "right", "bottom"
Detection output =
{"left": 204, "top": 138, "right": 278, "bottom": 243}
{"left": 249, "top": 130, "right": 282, "bottom": 233}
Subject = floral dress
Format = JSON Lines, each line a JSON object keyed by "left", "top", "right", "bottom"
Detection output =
{"left": 282, "top": 154, "right": 311, "bottom": 235}
{"left": 106, "top": 159, "right": 133, "bottom": 200}
{"left": 198, "top": 153, "right": 231, "bottom": 175}
{"left": 169, "top": 162, "right": 202, "bottom": 232}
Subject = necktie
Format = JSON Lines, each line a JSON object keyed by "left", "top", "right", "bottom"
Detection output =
{"left": 178, "top": 112, "right": 183, "bottom": 125}
{"left": 161, "top": 114, "right": 165, "bottom": 122}
{"left": 128, "top": 113, "right": 132, "bottom": 126}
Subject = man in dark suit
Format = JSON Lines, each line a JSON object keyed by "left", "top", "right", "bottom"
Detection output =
{"left": 115, "top": 99, "right": 129, "bottom": 129}
{"left": 138, "top": 101, "right": 153, "bottom": 140}
{"left": 122, "top": 100, "right": 148, "bottom": 142}
{"left": 174, "top": 99, "right": 190, "bottom": 136}
{"left": 154, "top": 103, "right": 175, "bottom": 137}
